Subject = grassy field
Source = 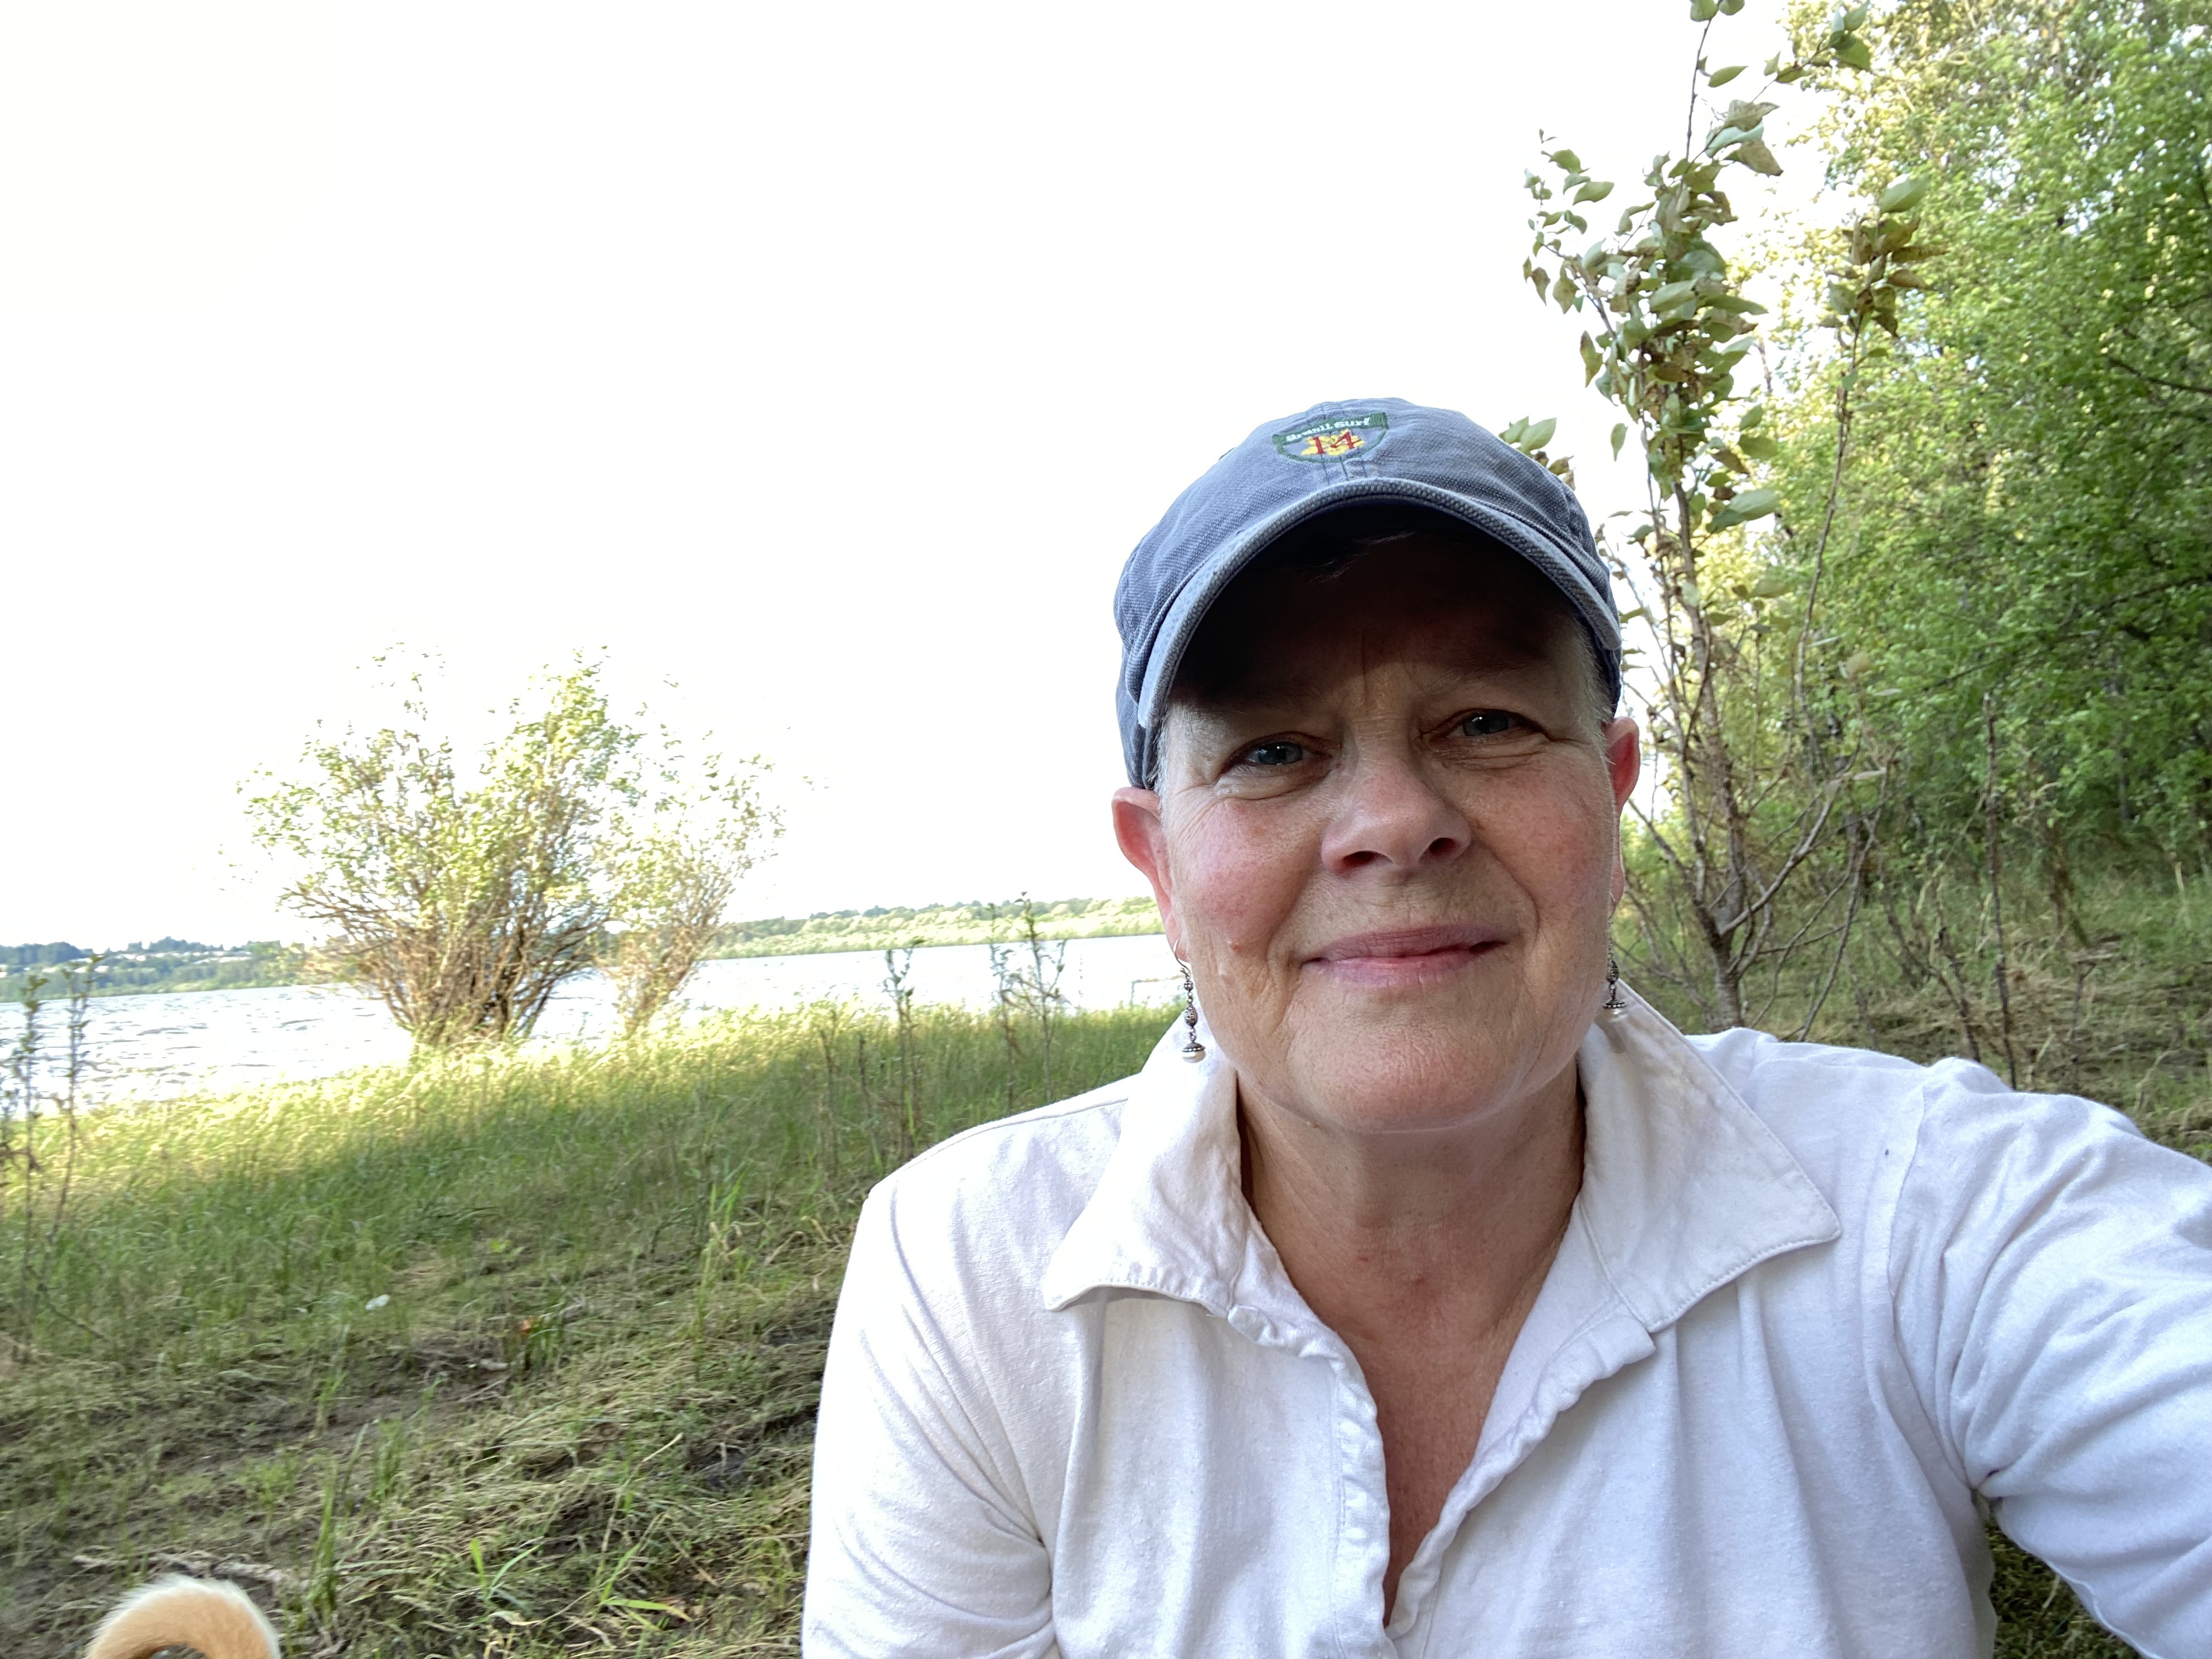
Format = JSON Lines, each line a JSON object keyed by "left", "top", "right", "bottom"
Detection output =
{"left": 2, "top": 1002, "right": 1175, "bottom": 1656}
{"left": 2, "top": 871, "right": 2204, "bottom": 1656}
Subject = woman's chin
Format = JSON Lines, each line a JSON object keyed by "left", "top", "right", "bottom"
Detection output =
{"left": 1259, "top": 1047, "right": 1529, "bottom": 1137}
{"left": 1221, "top": 987, "right": 1581, "bottom": 1135}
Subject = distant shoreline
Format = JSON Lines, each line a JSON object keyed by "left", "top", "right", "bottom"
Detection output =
{"left": 3, "top": 897, "right": 1164, "bottom": 1004}
{"left": 708, "top": 897, "right": 1161, "bottom": 961}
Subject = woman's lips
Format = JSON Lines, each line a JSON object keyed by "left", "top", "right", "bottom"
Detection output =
{"left": 1305, "top": 926, "right": 1506, "bottom": 987}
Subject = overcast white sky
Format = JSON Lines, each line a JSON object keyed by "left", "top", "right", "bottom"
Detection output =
{"left": 0, "top": 0, "right": 1821, "bottom": 948}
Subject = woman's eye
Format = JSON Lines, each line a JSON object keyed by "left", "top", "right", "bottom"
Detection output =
{"left": 1459, "top": 710, "right": 1520, "bottom": 737}
{"left": 1239, "top": 740, "right": 1306, "bottom": 768}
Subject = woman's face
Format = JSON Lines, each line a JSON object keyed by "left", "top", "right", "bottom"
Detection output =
{"left": 1113, "top": 535, "right": 1640, "bottom": 1139}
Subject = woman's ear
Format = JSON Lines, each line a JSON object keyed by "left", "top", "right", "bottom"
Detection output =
{"left": 1603, "top": 716, "right": 1641, "bottom": 810}
{"left": 1111, "top": 786, "right": 1182, "bottom": 957}
{"left": 1602, "top": 716, "right": 1641, "bottom": 908}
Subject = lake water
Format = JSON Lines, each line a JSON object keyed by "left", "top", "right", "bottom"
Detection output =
{"left": 1, "top": 933, "right": 1182, "bottom": 1102}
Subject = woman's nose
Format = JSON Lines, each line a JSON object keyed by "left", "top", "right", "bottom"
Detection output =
{"left": 1318, "top": 747, "right": 1471, "bottom": 876}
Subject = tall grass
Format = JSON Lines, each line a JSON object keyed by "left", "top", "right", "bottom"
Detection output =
{"left": 1624, "top": 863, "right": 2212, "bottom": 1165}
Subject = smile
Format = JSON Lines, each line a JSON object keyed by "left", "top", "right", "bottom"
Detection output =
{"left": 1305, "top": 924, "right": 1507, "bottom": 987}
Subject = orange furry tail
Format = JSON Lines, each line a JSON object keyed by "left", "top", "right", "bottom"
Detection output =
{"left": 84, "top": 1575, "right": 281, "bottom": 1659}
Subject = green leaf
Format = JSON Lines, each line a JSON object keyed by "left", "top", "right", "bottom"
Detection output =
{"left": 1877, "top": 174, "right": 1929, "bottom": 213}
{"left": 1706, "top": 64, "right": 1747, "bottom": 86}
{"left": 1738, "top": 432, "right": 1782, "bottom": 461}
{"left": 1548, "top": 148, "right": 1583, "bottom": 173}
{"left": 1735, "top": 140, "right": 1782, "bottom": 177}
{"left": 1580, "top": 332, "right": 1604, "bottom": 384}
{"left": 1498, "top": 416, "right": 1529, "bottom": 445}
{"left": 1651, "top": 279, "right": 1699, "bottom": 312}
{"left": 1749, "top": 567, "right": 1798, "bottom": 597}
{"left": 1837, "top": 33, "right": 1873, "bottom": 71}
{"left": 1709, "top": 122, "right": 1767, "bottom": 159}
{"left": 1521, "top": 416, "right": 1559, "bottom": 449}
{"left": 1689, "top": 0, "right": 1719, "bottom": 15}
{"left": 1573, "top": 179, "right": 1616, "bottom": 204}
{"left": 1611, "top": 422, "right": 1629, "bottom": 460}
{"left": 1707, "top": 486, "right": 1782, "bottom": 529}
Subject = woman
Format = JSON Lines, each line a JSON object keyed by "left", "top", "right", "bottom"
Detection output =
{"left": 804, "top": 400, "right": 2212, "bottom": 1657}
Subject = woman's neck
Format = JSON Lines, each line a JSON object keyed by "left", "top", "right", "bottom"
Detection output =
{"left": 1237, "top": 1062, "right": 1585, "bottom": 1340}
{"left": 1238, "top": 1062, "right": 1587, "bottom": 1622}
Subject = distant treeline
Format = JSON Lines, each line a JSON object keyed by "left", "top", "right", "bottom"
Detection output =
{"left": 1, "top": 939, "right": 304, "bottom": 1002}
{"left": 710, "top": 895, "right": 1161, "bottom": 960}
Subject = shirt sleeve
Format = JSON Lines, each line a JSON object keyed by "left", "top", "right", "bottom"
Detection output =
{"left": 1890, "top": 1063, "right": 2212, "bottom": 1655}
{"left": 803, "top": 1184, "right": 1058, "bottom": 1659}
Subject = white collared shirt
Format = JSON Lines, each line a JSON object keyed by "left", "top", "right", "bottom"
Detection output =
{"left": 803, "top": 996, "right": 2212, "bottom": 1658}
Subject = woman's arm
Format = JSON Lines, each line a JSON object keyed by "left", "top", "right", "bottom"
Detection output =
{"left": 803, "top": 1188, "right": 1059, "bottom": 1659}
{"left": 1893, "top": 1065, "right": 2212, "bottom": 1652}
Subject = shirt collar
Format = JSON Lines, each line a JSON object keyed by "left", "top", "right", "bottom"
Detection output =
{"left": 1040, "top": 992, "right": 1841, "bottom": 1334}
{"left": 1041, "top": 1016, "right": 1262, "bottom": 1318}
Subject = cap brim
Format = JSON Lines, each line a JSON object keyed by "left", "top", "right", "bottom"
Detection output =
{"left": 1136, "top": 476, "right": 1622, "bottom": 735}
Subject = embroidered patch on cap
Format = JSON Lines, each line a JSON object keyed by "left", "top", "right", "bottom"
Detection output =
{"left": 1272, "top": 410, "right": 1390, "bottom": 462}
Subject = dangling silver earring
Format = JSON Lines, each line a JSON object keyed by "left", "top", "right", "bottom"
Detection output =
{"left": 1178, "top": 962, "right": 1207, "bottom": 1062}
{"left": 1603, "top": 953, "right": 1628, "bottom": 1018}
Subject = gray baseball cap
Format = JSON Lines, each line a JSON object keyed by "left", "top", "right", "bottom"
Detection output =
{"left": 1113, "top": 397, "right": 1621, "bottom": 788}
